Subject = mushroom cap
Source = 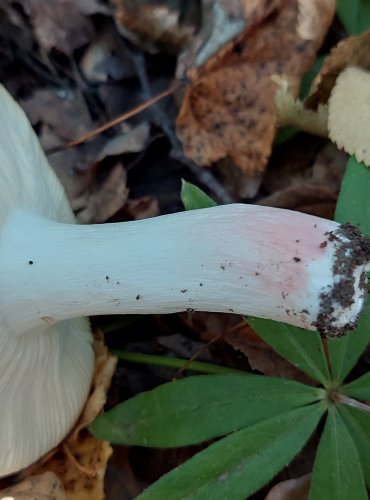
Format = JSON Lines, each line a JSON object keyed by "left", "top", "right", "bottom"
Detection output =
{"left": 0, "top": 85, "right": 94, "bottom": 476}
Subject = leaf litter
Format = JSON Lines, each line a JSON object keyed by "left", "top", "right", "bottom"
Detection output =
{"left": 0, "top": 0, "right": 369, "bottom": 498}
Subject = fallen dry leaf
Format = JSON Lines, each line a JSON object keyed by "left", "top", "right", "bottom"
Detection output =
{"left": 110, "top": 0, "right": 195, "bottom": 54}
{"left": 306, "top": 29, "right": 370, "bottom": 109}
{"left": 177, "top": 0, "right": 264, "bottom": 78}
{"left": 96, "top": 122, "right": 151, "bottom": 161}
{"left": 177, "top": 0, "right": 334, "bottom": 177}
{"left": 0, "top": 472, "right": 66, "bottom": 500}
{"left": 328, "top": 66, "right": 370, "bottom": 165}
{"left": 265, "top": 473, "right": 311, "bottom": 500}
{"left": 22, "top": 89, "right": 93, "bottom": 142}
{"left": 124, "top": 196, "right": 160, "bottom": 220}
{"left": 23, "top": 0, "right": 94, "bottom": 56}
{"left": 259, "top": 142, "right": 346, "bottom": 218}
{"left": 73, "top": 162, "right": 129, "bottom": 224}
{"left": 181, "top": 312, "right": 312, "bottom": 382}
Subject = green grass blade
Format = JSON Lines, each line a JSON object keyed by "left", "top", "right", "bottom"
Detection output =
{"left": 247, "top": 317, "right": 330, "bottom": 385}
{"left": 137, "top": 404, "right": 325, "bottom": 500}
{"left": 337, "top": 405, "right": 370, "bottom": 490}
{"left": 181, "top": 179, "right": 217, "bottom": 210}
{"left": 89, "top": 374, "right": 322, "bottom": 446}
{"left": 112, "top": 350, "right": 245, "bottom": 375}
{"left": 328, "top": 157, "right": 370, "bottom": 383}
{"left": 309, "top": 406, "right": 367, "bottom": 500}
{"left": 341, "top": 372, "right": 370, "bottom": 400}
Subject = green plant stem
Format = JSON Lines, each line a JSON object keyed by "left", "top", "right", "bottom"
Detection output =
{"left": 333, "top": 392, "right": 370, "bottom": 414}
{"left": 111, "top": 350, "right": 247, "bottom": 375}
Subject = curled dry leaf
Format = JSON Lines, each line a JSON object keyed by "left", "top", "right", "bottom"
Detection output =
{"left": 328, "top": 66, "right": 370, "bottom": 166}
{"left": 306, "top": 29, "right": 370, "bottom": 109}
{"left": 177, "top": 0, "right": 334, "bottom": 177}
{"left": 21, "top": 337, "right": 117, "bottom": 500}
{"left": 0, "top": 472, "right": 66, "bottom": 500}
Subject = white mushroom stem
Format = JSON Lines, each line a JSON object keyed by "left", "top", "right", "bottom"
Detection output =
{"left": 0, "top": 204, "right": 369, "bottom": 338}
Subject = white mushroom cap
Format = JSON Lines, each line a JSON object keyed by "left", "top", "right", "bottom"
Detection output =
{"left": 0, "top": 85, "right": 369, "bottom": 478}
{"left": 0, "top": 86, "right": 94, "bottom": 476}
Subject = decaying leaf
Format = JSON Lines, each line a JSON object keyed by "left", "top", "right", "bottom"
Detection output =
{"left": 22, "top": 89, "right": 93, "bottom": 142}
{"left": 20, "top": 337, "right": 117, "bottom": 500}
{"left": 110, "top": 0, "right": 196, "bottom": 53}
{"left": 23, "top": 0, "right": 94, "bottom": 55}
{"left": 73, "top": 163, "right": 129, "bottom": 224}
{"left": 328, "top": 66, "right": 370, "bottom": 166}
{"left": 177, "top": 0, "right": 264, "bottom": 78}
{"left": 176, "top": 0, "right": 335, "bottom": 177}
{"left": 181, "top": 312, "right": 312, "bottom": 382}
{"left": 0, "top": 472, "right": 66, "bottom": 500}
{"left": 259, "top": 142, "right": 347, "bottom": 219}
{"left": 265, "top": 473, "right": 311, "bottom": 500}
{"left": 306, "top": 29, "right": 370, "bottom": 109}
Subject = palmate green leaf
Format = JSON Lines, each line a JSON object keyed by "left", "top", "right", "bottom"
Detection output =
{"left": 328, "top": 157, "right": 370, "bottom": 383}
{"left": 137, "top": 403, "right": 325, "bottom": 500}
{"left": 337, "top": 404, "right": 370, "bottom": 489}
{"left": 341, "top": 371, "right": 370, "bottom": 400}
{"left": 335, "top": 156, "right": 370, "bottom": 234}
{"left": 309, "top": 406, "right": 367, "bottom": 500}
{"left": 336, "top": 0, "right": 370, "bottom": 35}
{"left": 181, "top": 179, "right": 217, "bottom": 210}
{"left": 247, "top": 318, "right": 330, "bottom": 386}
{"left": 89, "top": 374, "right": 323, "bottom": 447}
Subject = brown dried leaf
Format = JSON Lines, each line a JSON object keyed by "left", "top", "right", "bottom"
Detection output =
{"left": 177, "top": 0, "right": 334, "bottom": 176}
{"left": 181, "top": 312, "right": 312, "bottom": 382}
{"left": 110, "top": 0, "right": 195, "bottom": 53}
{"left": 96, "top": 122, "right": 150, "bottom": 161}
{"left": 306, "top": 29, "right": 370, "bottom": 109}
{"left": 22, "top": 89, "right": 93, "bottom": 142}
{"left": 124, "top": 196, "right": 160, "bottom": 220}
{"left": 0, "top": 472, "right": 66, "bottom": 500}
{"left": 259, "top": 142, "right": 346, "bottom": 218}
{"left": 328, "top": 66, "right": 370, "bottom": 166}
{"left": 73, "top": 163, "right": 129, "bottom": 223}
{"left": 24, "top": 0, "right": 94, "bottom": 55}
{"left": 265, "top": 473, "right": 311, "bottom": 500}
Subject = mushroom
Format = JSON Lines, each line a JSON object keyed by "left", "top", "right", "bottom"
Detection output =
{"left": 0, "top": 85, "right": 369, "bottom": 478}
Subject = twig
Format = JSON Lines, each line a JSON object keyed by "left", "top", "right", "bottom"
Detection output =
{"left": 333, "top": 392, "right": 370, "bottom": 414}
{"left": 127, "top": 47, "right": 235, "bottom": 205}
{"left": 45, "top": 84, "right": 180, "bottom": 155}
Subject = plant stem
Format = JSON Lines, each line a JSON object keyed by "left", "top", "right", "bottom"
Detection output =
{"left": 112, "top": 350, "right": 246, "bottom": 375}
{"left": 333, "top": 392, "right": 370, "bottom": 414}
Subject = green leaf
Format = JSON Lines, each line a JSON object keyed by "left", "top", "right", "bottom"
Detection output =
{"left": 327, "top": 308, "right": 370, "bottom": 385}
{"left": 137, "top": 404, "right": 325, "bottom": 500}
{"left": 89, "top": 374, "right": 322, "bottom": 446}
{"left": 247, "top": 317, "right": 330, "bottom": 386}
{"left": 309, "top": 406, "right": 367, "bottom": 500}
{"left": 328, "top": 157, "right": 370, "bottom": 383}
{"left": 335, "top": 156, "right": 370, "bottom": 235}
{"left": 181, "top": 179, "right": 217, "bottom": 210}
{"left": 336, "top": 0, "right": 370, "bottom": 35}
{"left": 341, "top": 372, "right": 370, "bottom": 400}
{"left": 337, "top": 404, "right": 370, "bottom": 489}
